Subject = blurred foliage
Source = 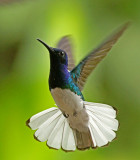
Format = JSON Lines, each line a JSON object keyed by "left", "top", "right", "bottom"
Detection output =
{"left": 0, "top": 0, "right": 140, "bottom": 160}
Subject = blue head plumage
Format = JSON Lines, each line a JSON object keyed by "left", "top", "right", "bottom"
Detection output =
{"left": 37, "top": 39, "right": 84, "bottom": 100}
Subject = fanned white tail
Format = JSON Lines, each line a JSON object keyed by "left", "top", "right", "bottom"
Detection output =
{"left": 27, "top": 102, "right": 119, "bottom": 151}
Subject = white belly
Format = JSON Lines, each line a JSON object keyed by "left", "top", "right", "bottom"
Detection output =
{"left": 51, "top": 88, "right": 83, "bottom": 115}
{"left": 51, "top": 88, "right": 89, "bottom": 132}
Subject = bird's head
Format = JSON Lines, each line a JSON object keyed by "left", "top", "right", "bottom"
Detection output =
{"left": 37, "top": 39, "right": 68, "bottom": 67}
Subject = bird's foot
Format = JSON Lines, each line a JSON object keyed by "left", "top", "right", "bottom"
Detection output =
{"left": 73, "top": 111, "right": 78, "bottom": 117}
{"left": 63, "top": 112, "right": 69, "bottom": 118}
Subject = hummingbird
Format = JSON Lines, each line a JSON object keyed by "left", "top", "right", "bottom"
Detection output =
{"left": 26, "top": 23, "right": 129, "bottom": 151}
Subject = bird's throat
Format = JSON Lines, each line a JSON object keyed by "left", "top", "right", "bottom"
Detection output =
{"left": 49, "top": 63, "right": 70, "bottom": 90}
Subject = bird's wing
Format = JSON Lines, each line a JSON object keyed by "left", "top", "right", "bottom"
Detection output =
{"left": 70, "top": 22, "right": 129, "bottom": 90}
{"left": 57, "top": 36, "right": 75, "bottom": 71}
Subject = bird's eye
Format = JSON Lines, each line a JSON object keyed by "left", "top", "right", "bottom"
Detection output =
{"left": 60, "top": 51, "right": 65, "bottom": 56}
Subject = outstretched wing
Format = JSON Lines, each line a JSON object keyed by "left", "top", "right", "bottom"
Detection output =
{"left": 70, "top": 22, "right": 130, "bottom": 90}
{"left": 57, "top": 36, "right": 75, "bottom": 71}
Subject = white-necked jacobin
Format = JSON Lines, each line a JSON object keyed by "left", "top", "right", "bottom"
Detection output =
{"left": 26, "top": 22, "right": 129, "bottom": 151}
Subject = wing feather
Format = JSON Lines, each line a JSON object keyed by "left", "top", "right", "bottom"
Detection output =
{"left": 71, "top": 22, "right": 130, "bottom": 90}
{"left": 57, "top": 36, "right": 75, "bottom": 71}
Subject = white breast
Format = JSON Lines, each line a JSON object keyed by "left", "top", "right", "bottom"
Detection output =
{"left": 51, "top": 88, "right": 84, "bottom": 116}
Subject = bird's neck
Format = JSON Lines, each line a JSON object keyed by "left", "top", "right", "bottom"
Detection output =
{"left": 49, "top": 61, "right": 85, "bottom": 100}
{"left": 49, "top": 62, "right": 70, "bottom": 90}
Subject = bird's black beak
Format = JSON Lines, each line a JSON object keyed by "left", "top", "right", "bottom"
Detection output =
{"left": 37, "top": 39, "right": 54, "bottom": 53}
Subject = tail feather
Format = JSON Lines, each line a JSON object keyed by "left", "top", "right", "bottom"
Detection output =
{"left": 34, "top": 111, "right": 62, "bottom": 142}
{"left": 26, "top": 101, "right": 119, "bottom": 151}
{"left": 89, "top": 112, "right": 116, "bottom": 142}
{"left": 89, "top": 125, "right": 97, "bottom": 147}
{"left": 93, "top": 113, "right": 118, "bottom": 131}
{"left": 85, "top": 102, "right": 119, "bottom": 147}
{"left": 89, "top": 114, "right": 108, "bottom": 147}
{"left": 75, "top": 129, "right": 92, "bottom": 150}
{"left": 27, "top": 107, "right": 76, "bottom": 151}
{"left": 85, "top": 102, "right": 116, "bottom": 118}
{"left": 47, "top": 115, "right": 65, "bottom": 149}
{"left": 62, "top": 120, "right": 76, "bottom": 151}
{"left": 27, "top": 107, "right": 59, "bottom": 130}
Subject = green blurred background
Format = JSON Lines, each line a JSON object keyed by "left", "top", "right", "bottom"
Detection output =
{"left": 0, "top": 0, "right": 140, "bottom": 160}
